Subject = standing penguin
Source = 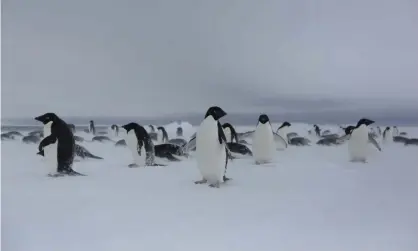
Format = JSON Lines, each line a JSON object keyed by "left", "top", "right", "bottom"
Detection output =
{"left": 347, "top": 118, "right": 381, "bottom": 163}
{"left": 392, "top": 126, "right": 399, "bottom": 136}
{"left": 383, "top": 126, "right": 393, "bottom": 143}
{"left": 222, "top": 123, "right": 238, "bottom": 143}
{"left": 252, "top": 114, "right": 277, "bottom": 164}
{"left": 157, "top": 126, "right": 169, "bottom": 143}
{"left": 110, "top": 124, "right": 119, "bottom": 137}
{"left": 35, "top": 113, "right": 84, "bottom": 176}
{"left": 194, "top": 106, "right": 230, "bottom": 188}
{"left": 122, "top": 122, "right": 161, "bottom": 167}
{"left": 276, "top": 121, "right": 291, "bottom": 148}
{"left": 176, "top": 127, "right": 183, "bottom": 137}
{"left": 88, "top": 120, "right": 96, "bottom": 135}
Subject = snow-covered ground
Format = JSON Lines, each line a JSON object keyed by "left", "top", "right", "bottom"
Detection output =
{"left": 2, "top": 122, "right": 418, "bottom": 251}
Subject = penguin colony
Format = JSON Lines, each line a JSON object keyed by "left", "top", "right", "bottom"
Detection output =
{"left": 2, "top": 107, "right": 416, "bottom": 188}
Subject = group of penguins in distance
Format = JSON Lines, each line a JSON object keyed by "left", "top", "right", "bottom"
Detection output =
{"left": 2, "top": 106, "right": 417, "bottom": 187}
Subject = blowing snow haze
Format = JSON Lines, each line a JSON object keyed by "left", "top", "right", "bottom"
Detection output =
{"left": 2, "top": 0, "right": 418, "bottom": 122}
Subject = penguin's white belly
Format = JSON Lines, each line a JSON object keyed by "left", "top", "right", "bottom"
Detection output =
{"left": 224, "top": 128, "right": 232, "bottom": 143}
{"left": 252, "top": 125, "right": 275, "bottom": 163}
{"left": 126, "top": 131, "right": 146, "bottom": 166}
{"left": 384, "top": 130, "right": 393, "bottom": 143}
{"left": 277, "top": 129, "right": 287, "bottom": 151}
{"left": 348, "top": 126, "right": 369, "bottom": 161}
{"left": 43, "top": 122, "right": 58, "bottom": 173}
{"left": 196, "top": 119, "right": 225, "bottom": 184}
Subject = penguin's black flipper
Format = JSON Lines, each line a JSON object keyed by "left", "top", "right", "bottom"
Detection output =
{"left": 37, "top": 150, "right": 45, "bottom": 156}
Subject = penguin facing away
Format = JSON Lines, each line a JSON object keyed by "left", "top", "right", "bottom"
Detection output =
{"left": 122, "top": 122, "right": 163, "bottom": 167}
{"left": 194, "top": 106, "right": 230, "bottom": 188}
{"left": 347, "top": 118, "right": 381, "bottom": 163}
{"left": 35, "top": 113, "right": 84, "bottom": 176}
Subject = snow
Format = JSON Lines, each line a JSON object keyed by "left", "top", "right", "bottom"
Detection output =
{"left": 1, "top": 123, "right": 418, "bottom": 251}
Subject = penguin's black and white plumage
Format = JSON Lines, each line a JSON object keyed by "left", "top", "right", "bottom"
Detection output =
{"left": 222, "top": 123, "right": 238, "bottom": 143}
{"left": 176, "top": 127, "right": 183, "bottom": 137}
{"left": 276, "top": 121, "right": 291, "bottom": 149}
{"left": 383, "top": 126, "right": 393, "bottom": 143}
{"left": 252, "top": 114, "right": 278, "bottom": 164}
{"left": 392, "top": 126, "right": 399, "bottom": 136}
{"left": 314, "top": 125, "right": 321, "bottom": 137}
{"left": 157, "top": 126, "right": 169, "bottom": 143}
{"left": 88, "top": 120, "right": 96, "bottom": 135}
{"left": 347, "top": 118, "right": 381, "bottom": 163}
{"left": 35, "top": 113, "right": 83, "bottom": 176}
{"left": 194, "top": 106, "right": 230, "bottom": 188}
{"left": 122, "top": 122, "right": 161, "bottom": 167}
{"left": 110, "top": 124, "right": 119, "bottom": 137}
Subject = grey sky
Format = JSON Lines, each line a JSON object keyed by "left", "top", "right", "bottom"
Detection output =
{"left": 2, "top": 0, "right": 418, "bottom": 119}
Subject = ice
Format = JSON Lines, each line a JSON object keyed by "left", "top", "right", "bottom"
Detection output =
{"left": 1, "top": 123, "right": 418, "bottom": 251}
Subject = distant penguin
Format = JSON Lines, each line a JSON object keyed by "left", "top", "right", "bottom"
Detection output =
{"left": 122, "top": 123, "right": 161, "bottom": 167}
{"left": 314, "top": 125, "right": 321, "bottom": 137}
{"left": 393, "top": 136, "right": 409, "bottom": 144}
{"left": 115, "top": 139, "right": 127, "bottom": 147}
{"left": 88, "top": 120, "right": 96, "bottom": 135}
{"left": 405, "top": 138, "right": 418, "bottom": 146}
{"left": 157, "top": 126, "right": 169, "bottom": 143}
{"left": 392, "top": 126, "right": 399, "bottom": 136}
{"left": 1, "top": 133, "right": 15, "bottom": 140}
{"left": 400, "top": 132, "right": 407, "bottom": 136}
{"left": 347, "top": 118, "right": 381, "bottom": 163}
{"left": 227, "top": 142, "right": 253, "bottom": 158}
{"left": 276, "top": 121, "right": 291, "bottom": 147}
{"left": 28, "top": 130, "right": 43, "bottom": 138}
{"left": 222, "top": 123, "right": 238, "bottom": 143}
{"left": 289, "top": 137, "right": 311, "bottom": 146}
{"left": 253, "top": 114, "right": 277, "bottom": 164}
{"left": 6, "top": 131, "right": 23, "bottom": 137}
{"left": 168, "top": 138, "right": 188, "bottom": 147}
{"left": 383, "top": 126, "right": 393, "bottom": 143}
{"left": 176, "top": 127, "right": 183, "bottom": 137}
{"left": 376, "top": 126, "right": 382, "bottom": 135}
{"left": 110, "top": 124, "right": 119, "bottom": 137}
{"left": 35, "top": 113, "right": 84, "bottom": 176}
{"left": 194, "top": 106, "right": 230, "bottom": 188}
{"left": 67, "top": 123, "right": 76, "bottom": 132}
{"left": 22, "top": 135, "right": 41, "bottom": 144}
{"left": 148, "top": 125, "right": 155, "bottom": 133}
{"left": 91, "top": 136, "right": 113, "bottom": 143}
{"left": 154, "top": 143, "right": 187, "bottom": 161}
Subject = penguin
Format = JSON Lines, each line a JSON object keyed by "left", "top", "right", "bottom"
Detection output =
{"left": 276, "top": 121, "right": 291, "bottom": 148}
{"left": 67, "top": 123, "right": 76, "bottom": 133}
{"left": 252, "top": 114, "right": 278, "bottom": 164}
{"left": 28, "top": 130, "right": 43, "bottom": 137}
{"left": 1, "top": 133, "right": 15, "bottom": 140}
{"left": 347, "top": 118, "right": 381, "bottom": 163}
{"left": 38, "top": 144, "right": 103, "bottom": 160}
{"left": 110, "top": 124, "right": 119, "bottom": 137}
{"left": 194, "top": 106, "right": 230, "bottom": 188}
{"left": 405, "top": 138, "right": 418, "bottom": 146}
{"left": 91, "top": 136, "right": 114, "bottom": 143}
{"left": 35, "top": 113, "right": 84, "bottom": 176}
{"left": 227, "top": 142, "right": 253, "bottom": 158}
{"left": 154, "top": 143, "right": 187, "bottom": 161}
{"left": 314, "top": 125, "right": 321, "bottom": 137}
{"left": 383, "top": 126, "right": 393, "bottom": 143}
{"left": 121, "top": 122, "right": 163, "bottom": 167}
{"left": 22, "top": 135, "right": 41, "bottom": 144}
{"left": 148, "top": 125, "right": 156, "bottom": 133}
{"left": 222, "top": 123, "right": 238, "bottom": 143}
{"left": 392, "top": 126, "right": 399, "bottom": 136}
{"left": 288, "top": 137, "right": 311, "bottom": 146}
{"left": 88, "top": 120, "right": 96, "bottom": 135}
{"left": 393, "top": 136, "right": 409, "bottom": 144}
{"left": 287, "top": 132, "right": 298, "bottom": 139}
{"left": 74, "top": 135, "right": 84, "bottom": 142}
{"left": 157, "top": 126, "right": 169, "bottom": 143}
{"left": 168, "top": 138, "right": 188, "bottom": 147}
{"left": 115, "top": 139, "right": 127, "bottom": 147}
{"left": 176, "top": 127, "right": 183, "bottom": 137}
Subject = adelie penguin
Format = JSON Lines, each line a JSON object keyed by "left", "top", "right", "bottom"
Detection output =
{"left": 157, "top": 126, "right": 169, "bottom": 143}
{"left": 222, "top": 123, "right": 238, "bottom": 143}
{"left": 35, "top": 113, "right": 85, "bottom": 176}
{"left": 252, "top": 114, "right": 287, "bottom": 164}
{"left": 121, "top": 122, "right": 164, "bottom": 167}
{"left": 276, "top": 121, "right": 291, "bottom": 150}
{"left": 194, "top": 106, "right": 231, "bottom": 188}
{"left": 346, "top": 118, "right": 382, "bottom": 163}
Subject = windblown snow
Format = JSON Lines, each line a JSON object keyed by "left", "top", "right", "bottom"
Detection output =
{"left": 1, "top": 122, "right": 418, "bottom": 251}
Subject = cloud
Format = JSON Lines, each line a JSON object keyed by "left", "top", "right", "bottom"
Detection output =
{"left": 2, "top": 0, "right": 418, "bottom": 119}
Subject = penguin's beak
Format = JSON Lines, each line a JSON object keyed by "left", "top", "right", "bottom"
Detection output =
{"left": 34, "top": 116, "right": 42, "bottom": 122}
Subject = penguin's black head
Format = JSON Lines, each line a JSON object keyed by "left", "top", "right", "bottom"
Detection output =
{"left": 157, "top": 126, "right": 166, "bottom": 132}
{"left": 356, "top": 118, "right": 375, "bottom": 127}
{"left": 278, "top": 121, "right": 291, "bottom": 129}
{"left": 258, "top": 114, "right": 270, "bottom": 124}
{"left": 34, "top": 113, "right": 58, "bottom": 125}
{"left": 205, "top": 106, "right": 227, "bottom": 120}
{"left": 344, "top": 125, "right": 355, "bottom": 135}
{"left": 122, "top": 122, "right": 139, "bottom": 132}
{"left": 149, "top": 125, "right": 155, "bottom": 132}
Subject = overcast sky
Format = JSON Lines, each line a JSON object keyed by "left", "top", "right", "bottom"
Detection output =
{"left": 2, "top": 0, "right": 418, "bottom": 119}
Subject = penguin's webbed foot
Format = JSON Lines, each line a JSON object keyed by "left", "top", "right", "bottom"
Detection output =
{"left": 223, "top": 176, "right": 231, "bottom": 182}
{"left": 194, "top": 179, "right": 207, "bottom": 184}
{"left": 208, "top": 182, "right": 220, "bottom": 188}
{"left": 128, "top": 163, "right": 139, "bottom": 168}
